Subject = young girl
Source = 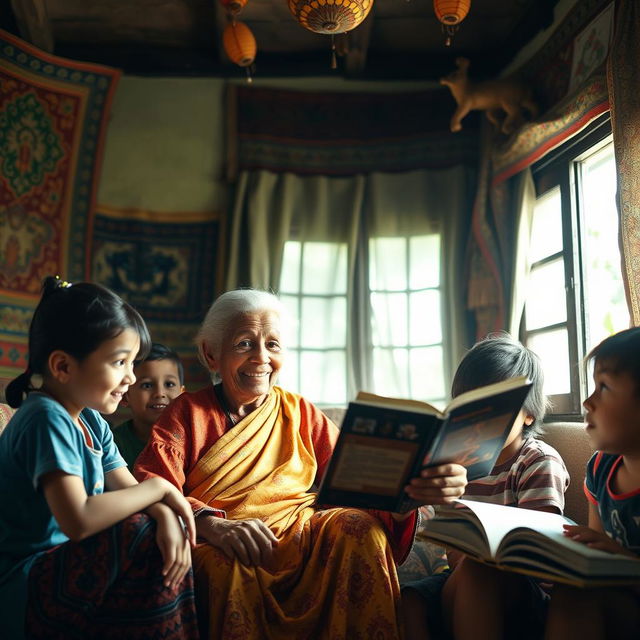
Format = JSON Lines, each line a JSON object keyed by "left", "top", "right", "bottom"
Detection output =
{"left": 0, "top": 277, "right": 199, "bottom": 640}
{"left": 545, "top": 327, "right": 640, "bottom": 640}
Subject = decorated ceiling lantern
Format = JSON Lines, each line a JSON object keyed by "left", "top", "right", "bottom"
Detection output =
{"left": 219, "top": 0, "right": 248, "bottom": 15}
{"left": 223, "top": 20, "right": 257, "bottom": 81}
{"left": 433, "top": 0, "right": 471, "bottom": 46}
{"left": 288, "top": 0, "right": 372, "bottom": 35}
{"left": 288, "top": 0, "right": 373, "bottom": 68}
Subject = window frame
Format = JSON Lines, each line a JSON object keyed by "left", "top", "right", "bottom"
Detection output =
{"left": 527, "top": 112, "right": 614, "bottom": 420}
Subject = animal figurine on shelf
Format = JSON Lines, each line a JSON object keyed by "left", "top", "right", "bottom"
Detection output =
{"left": 440, "top": 57, "right": 538, "bottom": 134}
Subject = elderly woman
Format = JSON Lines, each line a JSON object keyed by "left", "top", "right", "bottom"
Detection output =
{"left": 135, "top": 289, "right": 467, "bottom": 639}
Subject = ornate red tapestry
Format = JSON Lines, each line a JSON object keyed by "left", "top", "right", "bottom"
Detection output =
{"left": 0, "top": 29, "right": 120, "bottom": 389}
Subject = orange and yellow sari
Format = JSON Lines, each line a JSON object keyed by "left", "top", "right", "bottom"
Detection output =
{"left": 136, "top": 385, "right": 416, "bottom": 639}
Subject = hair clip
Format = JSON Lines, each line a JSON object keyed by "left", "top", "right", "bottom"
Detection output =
{"left": 54, "top": 275, "right": 72, "bottom": 288}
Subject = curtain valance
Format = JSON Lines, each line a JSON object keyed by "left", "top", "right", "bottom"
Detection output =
{"left": 227, "top": 86, "right": 479, "bottom": 178}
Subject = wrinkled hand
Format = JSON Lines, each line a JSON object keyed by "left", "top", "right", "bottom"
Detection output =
{"left": 155, "top": 510, "right": 193, "bottom": 590}
{"left": 562, "top": 524, "right": 635, "bottom": 557}
{"left": 405, "top": 463, "right": 467, "bottom": 506}
{"left": 198, "top": 515, "right": 279, "bottom": 567}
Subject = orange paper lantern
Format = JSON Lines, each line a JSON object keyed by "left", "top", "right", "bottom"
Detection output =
{"left": 433, "top": 0, "right": 471, "bottom": 25}
{"left": 288, "top": 0, "right": 373, "bottom": 35}
{"left": 223, "top": 20, "right": 257, "bottom": 67}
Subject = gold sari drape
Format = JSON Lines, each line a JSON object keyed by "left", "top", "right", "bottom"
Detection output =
{"left": 187, "top": 388, "right": 402, "bottom": 639}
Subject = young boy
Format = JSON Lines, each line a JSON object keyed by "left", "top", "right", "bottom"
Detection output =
{"left": 402, "top": 333, "right": 569, "bottom": 640}
{"left": 114, "top": 342, "right": 185, "bottom": 469}
{"left": 545, "top": 327, "right": 640, "bottom": 640}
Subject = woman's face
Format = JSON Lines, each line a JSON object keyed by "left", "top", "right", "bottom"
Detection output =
{"left": 204, "top": 310, "right": 284, "bottom": 408}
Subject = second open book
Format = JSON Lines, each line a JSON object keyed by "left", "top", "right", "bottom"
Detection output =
{"left": 421, "top": 499, "right": 640, "bottom": 587}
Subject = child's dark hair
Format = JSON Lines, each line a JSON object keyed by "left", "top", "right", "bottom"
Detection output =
{"left": 138, "top": 342, "right": 184, "bottom": 386}
{"left": 452, "top": 332, "right": 548, "bottom": 436}
{"left": 586, "top": 327, "right": 640, "bottom": 390}
{"left": 6, "top": 276, "right": 151, "bottom": 408}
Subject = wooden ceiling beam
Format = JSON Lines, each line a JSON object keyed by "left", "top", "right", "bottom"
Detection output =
{"left": 10, "top": 0, "right": 53, "bottom": 52}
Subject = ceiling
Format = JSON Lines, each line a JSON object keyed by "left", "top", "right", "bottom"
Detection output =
{"left": 1, "top": 0, "right": 561, "bottom": 80}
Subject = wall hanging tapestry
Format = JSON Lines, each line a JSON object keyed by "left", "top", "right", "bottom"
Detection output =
{"left": 91, "top": 205, "right": 225, "bottom": 390}
{"left": 227, "top": 85, "right": 480, "bottom": 179}
{"left": 0, "top": 29, "right": 120, "bottom": 389}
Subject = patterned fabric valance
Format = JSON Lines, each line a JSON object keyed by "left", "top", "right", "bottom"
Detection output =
{"left": 227, "top": 86, "right": 479, "bottom": 178}
{"left": 490, "top": 0, "right": 613, "bottom": 186}
{"left": 491, "top": 75, "right": 609, "bottom": 186}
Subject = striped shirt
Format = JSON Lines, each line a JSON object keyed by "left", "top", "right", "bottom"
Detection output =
{"left": 464, "top": 436, "right": 569, "bottom": 513}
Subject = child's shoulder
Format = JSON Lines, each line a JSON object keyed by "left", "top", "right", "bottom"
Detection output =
{"left": 518, "top": 436, "right": 566, "bottom": 467}
{"left": 586, "top": 450, "right": 620, "bottom": 479}
{"left": 10, "top": 392, "right": 69, "bottom": 425}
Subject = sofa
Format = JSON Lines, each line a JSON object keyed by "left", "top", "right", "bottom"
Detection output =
{"left": 0, "top": 402, "right": 593, "bottom": 582}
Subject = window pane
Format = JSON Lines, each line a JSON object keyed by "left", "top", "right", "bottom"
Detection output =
{"left": 369, "top": 238, "right": 407, "bottom": 291}
{"left": 301, "top": 297, "right": 346, "bottom": 349}
{"left": 581, "top": 143, "right": 630, "bottom": 350}
{"left": 528, "top": 329, "right": 571, "bottom": 395}
{"left": 280, "top": 242, "right": 301, "bottom": 292}
{"left": 410, "top": 235, "right": 440, "bottom": 289}
{"left": 525, "top": 259, "right": 567, "bottom": 330}
{"left": 409, "top": 290, "right": 442, "bottom": 345}
{"left": 372, "top": 348, "right": 408, "bottom": 398}
{"left": 530, "top": 187, "right": 563, "bottom": 263}
{"left": 371, "top": 292, "right": 407, "bottom": 346}
{"left": 278, "top": 349, "right": 299, "bottom": 393}
{"left": 302, "top": 243, "right": 347, "bottom": 294}
{"left": 280, "top": 294, "right": 300, "bottom": 348}
{"left": 300, "top": 350, "right": 346, "bottom": 405}
{"left": 409, "top": 346, "right": 446, "bottom": 403}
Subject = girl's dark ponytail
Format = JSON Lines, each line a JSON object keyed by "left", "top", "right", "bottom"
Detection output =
{"left": 5, "top": 371, "right": 31, "bottom": 409}
{"left": 4, "top": 276, "right": 150, "bottom": 408}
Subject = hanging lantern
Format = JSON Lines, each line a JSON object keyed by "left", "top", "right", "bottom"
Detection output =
{"left": 219, "top": 0, "right": 248, "bottom": 15}
{"left": 223, "top": 20, "right": 257, "bottom": 81}
{"left": 433, "top": 0, "right": 471, "bottom": 46}
{"left": 288, "top": 0, "right": 373, "bottom": 68}
{"left": 288, "top": 0, "right": 372, "bottom": 35}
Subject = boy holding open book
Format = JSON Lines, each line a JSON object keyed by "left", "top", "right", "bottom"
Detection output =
{"left": 545, "top": 328, "right": 640, "bottom": 640}
{"left": 402, "top": 333, "right": 569, "bottom": 640}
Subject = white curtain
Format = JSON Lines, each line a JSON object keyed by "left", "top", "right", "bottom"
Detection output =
{"left": 508, "top": 168, "right": 537, "bottom": 335}
{"left": 226, "top": 166, "right": 474, "bottom": 401}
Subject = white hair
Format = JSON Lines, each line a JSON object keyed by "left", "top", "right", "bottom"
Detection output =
{"left": 195, "top": 289, "right": 288, "bottom": 375}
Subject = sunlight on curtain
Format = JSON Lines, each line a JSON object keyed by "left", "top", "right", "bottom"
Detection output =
{"left": 229, "top": 167, "right": 472, "bottom": 406}
{"left": 369, "top": 235, "right": 445, "bottom": 402}
{"left": 279, "top": 241, "right": 349, "bottom": 405}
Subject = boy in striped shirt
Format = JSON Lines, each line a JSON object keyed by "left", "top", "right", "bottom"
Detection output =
{"left": 402, "top": 333, "right": 569, "bottom": 640}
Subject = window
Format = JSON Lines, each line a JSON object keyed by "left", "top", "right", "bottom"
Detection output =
{"left": 524, "top": 115, "right": 629, "bottom": 417}
{"left": 369, "top": 236, "right": 446, "bottom": 403}
{"left": 279, "top": 241, "right": 349, "bottom": 405}
{"left": 278, "top": 234, "right": 446, "bottom": 407}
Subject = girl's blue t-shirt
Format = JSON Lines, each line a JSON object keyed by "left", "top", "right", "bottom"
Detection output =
{"left": 0, "top": 392, "right": 125, "bottom": 639}
{"left": 585, "top": 450, "right": 640, "bottom": 554}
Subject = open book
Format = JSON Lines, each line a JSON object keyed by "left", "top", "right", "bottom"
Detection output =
{"left": 421, "top": 499, "right": 640, "bottom": 587}
{"left": 317, "top": 377, "right": 532, "bottom": 513}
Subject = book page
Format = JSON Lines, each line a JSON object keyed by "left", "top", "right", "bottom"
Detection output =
{"left": 432, "top": 499, "right": 574, "bottom": 557}
{"left": 355, "top": 391, "right": 443, "bottom": 417}
{"left": 328, "top": 434, "right": 418, "bottom": 495}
